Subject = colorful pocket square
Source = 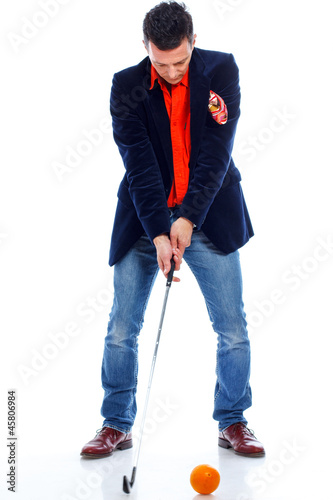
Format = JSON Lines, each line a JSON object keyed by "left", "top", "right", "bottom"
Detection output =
{"left": 208, "top": 90, "right": 228, "bottom": 125}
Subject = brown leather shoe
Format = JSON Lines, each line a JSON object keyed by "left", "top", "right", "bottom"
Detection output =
{"left": 81, "top": 427, "right": 133, "bottom": 458}
{"left": 218, "top": 422, "right": 265, "bottom": 457}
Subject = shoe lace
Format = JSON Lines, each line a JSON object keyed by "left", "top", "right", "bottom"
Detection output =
{"left": 233, "top": 423, "right": 256, "bottom": 438}
{"left": 95, "top": 427, "right": 112, "bottom": 436}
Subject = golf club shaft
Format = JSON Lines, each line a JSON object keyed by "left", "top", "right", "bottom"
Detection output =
{"left": 131, "top": 260, "right": 175, "bottom": 477}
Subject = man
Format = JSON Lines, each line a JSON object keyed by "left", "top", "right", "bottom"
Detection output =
{"left": 81, "top": 1, "right": 264, "bottom": 459}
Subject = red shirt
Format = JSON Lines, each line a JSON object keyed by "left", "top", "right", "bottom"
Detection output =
{"left": 150, "top": 65, "right": 191, "bottom": 207}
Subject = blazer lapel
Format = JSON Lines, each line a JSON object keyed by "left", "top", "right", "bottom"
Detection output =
{"left": 145, "top": 62, "right": 174, "bottom": 181}
{"left": 189, "top": 49, "right": 211, "bottom": 171}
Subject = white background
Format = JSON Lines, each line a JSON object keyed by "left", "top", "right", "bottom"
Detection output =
{"left": 1, "top": 1, "right": 332, "bottom": 499}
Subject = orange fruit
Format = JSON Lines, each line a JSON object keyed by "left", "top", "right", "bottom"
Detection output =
{"left": 190, "top": 464, "right": 220, "bottom": 495}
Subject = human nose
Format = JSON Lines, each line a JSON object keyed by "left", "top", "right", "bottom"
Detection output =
{"left": 167, "top": 65, "right": 178, "bottom": 79}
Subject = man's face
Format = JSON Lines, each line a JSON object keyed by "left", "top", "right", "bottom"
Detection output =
{"left": 145, "top": 36, "right": 196, "bottom": 85}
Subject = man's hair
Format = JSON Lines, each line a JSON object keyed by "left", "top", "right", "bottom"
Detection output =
{"left": 143, "top": 1, "right": 193, "bottom": 51}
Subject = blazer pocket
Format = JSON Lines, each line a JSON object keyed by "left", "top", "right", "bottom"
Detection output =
{"left": 117, "top": 179, "right": 133, "bottom": 209}
{"left": 208, "top": 91, "right": 228, "bottom": 125}
{"left": 220, "top": 161, "right": 242, "bottom": 191}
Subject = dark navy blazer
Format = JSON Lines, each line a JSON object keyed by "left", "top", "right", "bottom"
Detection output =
{"left": 108, "top": 47, "right": 254, "bottom": 266}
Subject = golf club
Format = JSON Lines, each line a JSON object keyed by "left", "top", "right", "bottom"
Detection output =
{"left": 123, "top": 259, "right": 176, "bottom": 494}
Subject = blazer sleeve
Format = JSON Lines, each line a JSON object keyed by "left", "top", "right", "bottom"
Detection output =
{"left": 179, "top": 53, "right": 241, "bottom": 229}
{"left": 110, "top": 72, "right": 171, "bottom": 243}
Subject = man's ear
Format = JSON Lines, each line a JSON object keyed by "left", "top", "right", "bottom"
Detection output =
{"left": 143, "top": 40, "right": 148, "bottom": 53}
{"left": 192, "top": 34, "right": 197, "bottom": 50}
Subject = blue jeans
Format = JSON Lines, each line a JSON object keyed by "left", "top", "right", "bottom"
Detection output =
{"left": 101, "top": 211, "right": 252, "bottom": 432}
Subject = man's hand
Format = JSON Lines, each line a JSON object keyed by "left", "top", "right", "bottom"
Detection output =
{"left": 153, "top": 234, "right": 181, "bottom": 282}
{"left": 170, "top": 216, "right": 193, "bottom": 265}
{"left": 153, "top": 217, "right": 193, "bottom": 281}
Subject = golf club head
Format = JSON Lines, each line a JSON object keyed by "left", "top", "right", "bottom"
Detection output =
{"left": 123, "top": 466, "right": 136, "bottom": 494}
{"left": 123, "top": 475, "right": 131, "bottom": 494}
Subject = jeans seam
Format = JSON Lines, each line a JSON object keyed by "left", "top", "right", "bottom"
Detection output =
{"left": 214, "top": 347, "right": 221, "bottom": 403}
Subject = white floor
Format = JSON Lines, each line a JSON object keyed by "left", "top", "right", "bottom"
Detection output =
{"left": 0, "top": 419, "right": 330, "bottom": 500}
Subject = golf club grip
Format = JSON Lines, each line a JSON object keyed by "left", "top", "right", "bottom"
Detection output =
{"left": 166, "top": 259, "right": 175, "bottom": 287}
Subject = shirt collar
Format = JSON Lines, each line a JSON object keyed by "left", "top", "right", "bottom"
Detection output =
{"left": 150, "top": 64, "right": 189, "bottom": 91}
